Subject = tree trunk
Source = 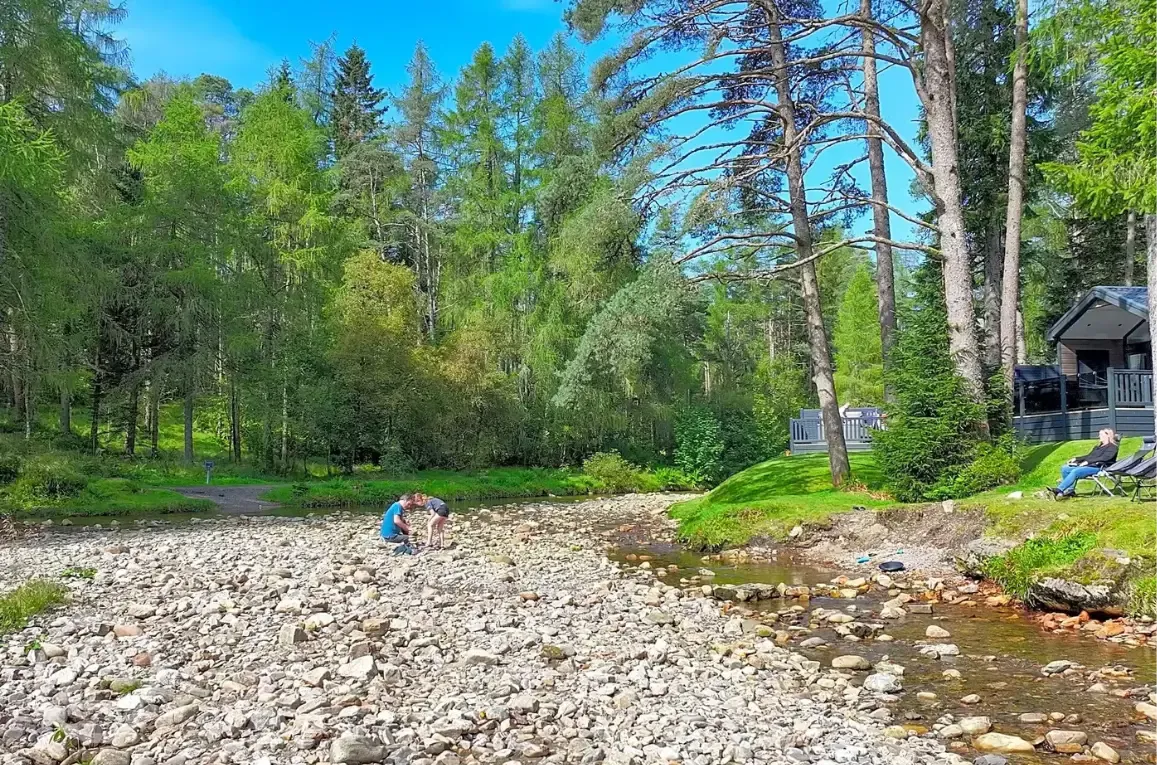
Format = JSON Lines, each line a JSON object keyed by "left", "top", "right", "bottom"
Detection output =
{"left": 183, "top": 384, "right": 194, "bottom": 463}
{"left": 90, "top": 372, "right": 101, "bottom": 455}
{"left": 59, "top": 387, "right": 71, "bottom": 435}
{"left": 920, "top": 0, "right": 988, "bottom": 408}
{"left": 230, "top": 373, "right": 241, "bottom": 462}
{"left": 23, "top": 383, "right": 30, "bottom": 440}
{"left": 148, "top": 378, "right": 160, "bottom": 457}
{"left": 762, "top": 0, "right": 850, "bottom": 485}
{"left": 999, "top": 0, "right": 1029, "bottom": 392}
{"left": 1124, "top": 209, "right": 1136, "bottom": 286}
{"left": 1015, "top": 309, "right": 1027, "bottom": 364}
{"left": 982, "top": 221, "right": 1003, "bottom": 370}
{"left": 8, "top": 312, "right": 22, "bottom": 422}
{"left": 1146, "top": 214, "right": 1156, "bottom": 436}
{"left": 280, "top": 382, "right": 289, "bottom": 473}
{"left": 125, "top": 381, "right": 140, "bottom": 455}
{"left": 861, "top": 0, "right": 896, "bottom": 384}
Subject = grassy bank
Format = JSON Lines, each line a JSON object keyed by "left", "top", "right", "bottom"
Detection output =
{"left": 670, "top": 452, "right": 889, "bottom": 547}
{"left": 263, "top": 465, "right": 688, "bottom": 507}
{"left": 0, "top": 579, "right": 69, "bottom": 635}
{"left": 672, "top": 438, "right": 1154, "bottom": 615}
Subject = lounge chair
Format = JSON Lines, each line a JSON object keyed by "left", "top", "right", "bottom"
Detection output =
{"left": 1127, "top": 456, "right": 1156, "bottom": 502}
{"left": 1091, "top": 437, "right": 1156, "bottom": 497}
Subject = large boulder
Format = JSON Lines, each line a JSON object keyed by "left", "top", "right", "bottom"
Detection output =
{"left": 1027, "top": 577, "right": 1123, "bottom": 616}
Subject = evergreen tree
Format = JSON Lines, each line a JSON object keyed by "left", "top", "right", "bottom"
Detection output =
{"left": 832, "top": 262, "right": 884, "bottom": 406}
{"left": 332, "top": 43, "right": 387, "bottom": 157}
{"left": 872, "top": 263, "right": 986, "bottom": 501}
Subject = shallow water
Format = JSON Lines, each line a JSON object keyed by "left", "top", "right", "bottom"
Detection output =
{"left": 609, "top": 543, "right": 1156, "bottom": 764}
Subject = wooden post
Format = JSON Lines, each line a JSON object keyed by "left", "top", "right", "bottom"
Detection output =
{"left": 1058, "top": 365, "right": 1067, "bottom": 414}
{"left": 1107, "top": 368, "right": 1118, "bottom": 434}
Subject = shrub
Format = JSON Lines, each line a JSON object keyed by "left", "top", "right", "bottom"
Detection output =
{"left": 872, "top": 263, "right": 986, "bottom": 501}
{"left": 651, "top": 466, "right": 698, "bottom": 491}
{"left": 718, "top": 409, "right": 770, "bottom": 478}
{"left": 0, "top": 454, "right": 21, "bottom": 484}
{"left": 15, "top": 460, "right": 88, "bottom": 500}
{"left": 84, "top": 478, "right": 142, "bottom": 500}
{"left": 582, "top": 451, "right": 643, "bottom": 493}
{"left": 940, "top": 436, "right": 1021, "bottom": 498}
{"left": 674, "top": 407, "right": 725, "bottom": 487}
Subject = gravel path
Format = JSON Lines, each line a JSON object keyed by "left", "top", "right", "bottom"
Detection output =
{"left": 1, "top": 494, "right": 966, "bottom": 765}
{"left": 170, "top": 484, "right": 281, "bottom": 514}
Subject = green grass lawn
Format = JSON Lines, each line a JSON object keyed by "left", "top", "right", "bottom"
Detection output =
{"left": 0, "top": 579, "right": 69, "bottom": 635}
{"left": 263, "top": 467, "right": 606, "bottom": 507}
{"left": 670, "top": 451, "right": 890, "bottom": 547}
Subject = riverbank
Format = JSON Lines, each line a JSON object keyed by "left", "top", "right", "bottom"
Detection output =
{"left": 1, "top": 494, "right": 972, "bottom": 765}
{"left": 671, "top": 440, "right": 1156, "bottom": 619}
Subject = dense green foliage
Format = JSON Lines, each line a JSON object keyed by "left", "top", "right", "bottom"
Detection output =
{"left": 832, "top": 263, "right": 884, "bottom": 406}
{"left": 871, "top": 265, "right": 1008, "bottom": 501}
{"left": 0, "top": 0, "right": 1149, "bottom": 508}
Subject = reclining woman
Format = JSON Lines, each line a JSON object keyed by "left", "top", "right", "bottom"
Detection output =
{"left": 1050, "top": 429, "right": 1119, "bottom": 499}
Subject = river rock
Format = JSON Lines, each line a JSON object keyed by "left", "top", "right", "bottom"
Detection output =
{"left": 1045, "top": 730, "right": 1088, "bottom": 752}
{"left": 831, "top": 655, "right": 870, "bottom": 670}
{"left": 919, "top": 643, "right": 959, "bottom": 659}
{"left": 1042, "top": 660, "right": 1076, "bottom": 676}
{"left": 337, "top": 655, "right": 376, "bottom": 680}
{"left": 330, "top": 734, "right": 386, "bottom": 764}
{"left": 278, "top": 623, "right": 306, "bottom": 645}
{"left": 925, "top": 625, "right": 951, "bottom": 639}
{"left": 1135, "top": 702, "right": 1157, "bottom": 720}
{"left": 1019, "top": 713, "right": 1048, "bottom": 723}
{"left": 91, "top": 751, "right": 131, "bottom": 765}
{"left": 959, "top": 717, "right": 992, "bottom": 735}
{"left": 972, "top": 733, "right": 1035, "bottom": 753}
{"left": 972, "top": 757, "right": 1009, "bottom": 765}
{"left": 1028, "top": 578, "right": 1121, "bottom": 615}
{"left": 1090, "top": 741, "right": 1120, "bottom": 763}
{"left": 863, "top": 673, "right": 902, "bottom": 693}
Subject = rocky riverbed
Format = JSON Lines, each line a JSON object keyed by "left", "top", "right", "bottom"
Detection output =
{"left": 0, "top": 494, "right": 1152, "bottom": 765}
{"left": 2, "top": 494, "right": 975, "bottom": 765}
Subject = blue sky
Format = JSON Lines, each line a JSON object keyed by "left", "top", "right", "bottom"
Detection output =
{"left": 120, "top": 0, "right": 582, "bottom": 94}
{"left": 119, "top": 0, "right": 924, "bottom": 248}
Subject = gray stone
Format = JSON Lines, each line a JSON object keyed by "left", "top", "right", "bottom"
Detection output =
{"left": 329, "top": 734, "right": 386, "bottom": 764}
{"left": 154, "top": 704, "right": 199, "bottom": 728}
{"left": 91, "top": 750, "right": 132, "bottom": 765}
{"left": 863, "top": 673, "right": 902, "bottom": 693}
{"left": 831, "top": 655, "right": 870, "bottom": 671}
{"left": 278, "top": 623, "right": 306, "bottom": 646}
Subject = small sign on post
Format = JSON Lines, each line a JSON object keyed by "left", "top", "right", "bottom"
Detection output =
{"left": 204, "top": 460, "right": 215, "bottom": 485}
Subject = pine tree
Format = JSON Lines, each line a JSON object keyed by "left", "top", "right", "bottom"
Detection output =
{"left": 833, "top": 261, "right": 884, "bottom": 406}
{"left": 271, "top": 60, "right": 294, "bottom": 101}
{"left": 872, "top": 263, "right": 985, "bottom": 501}
{"left": 332, "top": 43, "right": 387, "bottom": 157}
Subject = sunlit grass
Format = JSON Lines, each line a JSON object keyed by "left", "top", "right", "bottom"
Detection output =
{"left": 0, "top": 580, "right": 69, "bottom": 635}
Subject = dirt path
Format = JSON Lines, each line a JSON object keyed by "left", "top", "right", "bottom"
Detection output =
{"left": 171, "top": 483, "right": 280, "bottom": 513}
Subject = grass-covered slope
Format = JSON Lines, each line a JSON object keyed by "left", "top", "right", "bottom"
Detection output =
{"left": 670, "top": 452, "right": 889, "bottom": 547}
{"left": 672, "top": 438, "right": 1155, "bottom": 615}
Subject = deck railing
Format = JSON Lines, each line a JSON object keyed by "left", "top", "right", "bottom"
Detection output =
{"left": 789, "top": 415, "right": 883, "bottom": 446}
{"left": 1112, "top": 369, "right": 1154, "bottom": 407}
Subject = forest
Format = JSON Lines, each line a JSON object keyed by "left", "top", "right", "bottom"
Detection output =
{"left": 0, "top": 0, "right": 1152, "bottom": 496}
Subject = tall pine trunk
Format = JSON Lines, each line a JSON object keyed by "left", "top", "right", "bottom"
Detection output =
{"left": 280, "top": 382, "right": 289, "bottom": 473}
{"left": 762, "top": 0, "right": 850, "bottom": 485}
{"left": 90, "top": 372, "right": 101, "bottom": 455}
{"left": 982, "top": 221, "right": 1003, "bottom": 369}
{"left": 59, "top": 387, "right": 71, "bottom": 435}
{"left": 125, "top": 381, "right": 140, "bottom": 455}
{"left": 920, "top": 0, "right": 987, "bottom": 408}
{"left": 1124, "top": 210, "right": 1136, "bottom": 285}
{"left": 183, "top": 383, "right": 194, "bottom": 463}
{"left": 999, "top": 0, "right": 1029, "bottom": 390}
{"left": 861, "top": 0, "right": 897, "bottom": 382}
{"left": 230, "top": 372, "right": 242, "bottom": 462}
